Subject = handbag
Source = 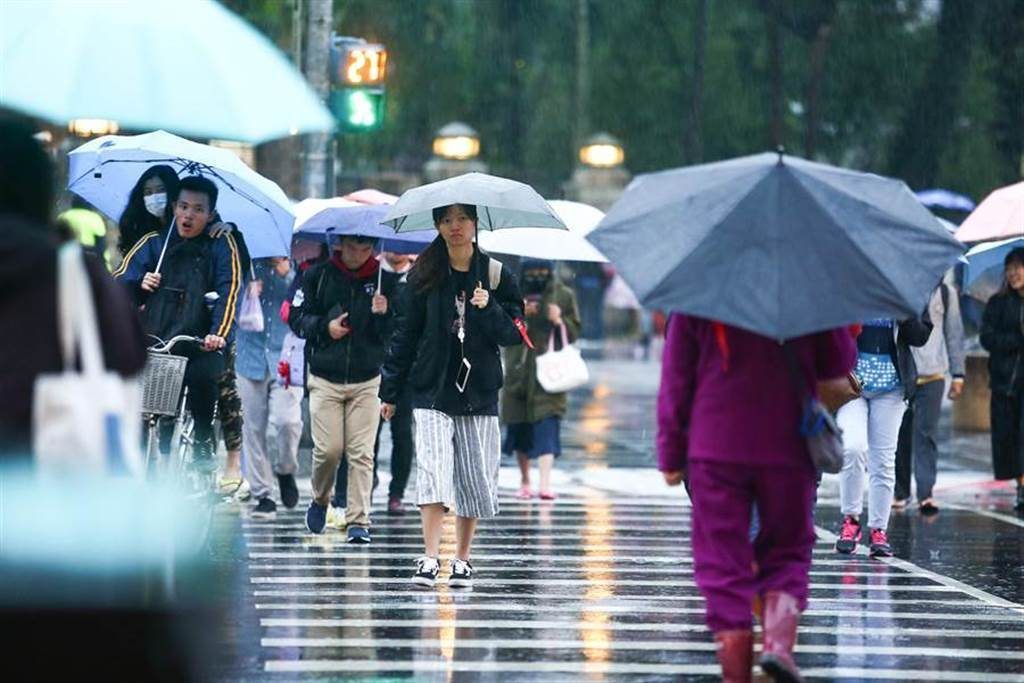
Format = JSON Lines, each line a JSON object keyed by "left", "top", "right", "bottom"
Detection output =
{"left": 781, "top": 343, "right": 845, "bottom": 474}
{"left": 277, "top": 331, "right": 306, "bottom": 388}
{"left": 535, "top": 323, "right": 589, "bottom": 393}
{"left": 818, "top": 372, "right": 863, "bottom": 413}
{"left": 32, "top": 242, "right": 143, "bottom": 475}
{"left": 237, "top": 280, "right": 265, "bottom": 332}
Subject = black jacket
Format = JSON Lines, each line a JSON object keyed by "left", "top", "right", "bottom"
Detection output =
{"left": 380, "top": 250, "right": 524, "bottom": 412}
{"left": 288, "top": 258, "right": 397, "bottom": 385}
{"left": 980, "top": 291, "right": 1024, "bottom": 395}
{"left": 893, "top": 317, "right": 933, "bottom": 399}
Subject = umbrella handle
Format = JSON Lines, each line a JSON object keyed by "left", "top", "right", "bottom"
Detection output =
{"left": 154, "top": 217, "right": 176, "bottom": 275}
{"left": 377, "top": 263, "right": 382, "bottom": 293}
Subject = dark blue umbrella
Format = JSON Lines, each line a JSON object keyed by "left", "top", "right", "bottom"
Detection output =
{"left": 294, "top": 201, "right": 435, "bottom": 254}
{"left": 587, "top": 152, "right": 965, "bottom": 339}
{"left": 915, "top": 188, "right": 976, "bottom": 212}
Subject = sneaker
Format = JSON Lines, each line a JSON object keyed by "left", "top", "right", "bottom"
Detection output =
{"left": 449, "top": 558, "right": 474, "bottom": 588}
{"left": 305, "top": 501, "right": 327, "bottom": 534}
{"left": 918, "top": 498, "right": 939, "bottom": 516}
{"left": 326, "top": 504, "right": 346, "bottom": 530}
{"left": 516, "top": 486, "right": 533, "bottom": 500}
{"left": 835, "top": 515, "right": 861, "bottom": 554}
{"left": 252, "top": 497, "right": 277, "bottom": 520}
{"left": 347, "top": 526, "right": 371, "bottom": 544}
{"left": 412, "top": 556, "right": 440, "bottom": 587}
{"left": 869, "top": 528, "right": 893, "bottom": 557}
{"left": 388, "top": 497, "right": 405, "bottom": 515}
{"left": 277, "top": 473, "right": 299, "bottom": 509}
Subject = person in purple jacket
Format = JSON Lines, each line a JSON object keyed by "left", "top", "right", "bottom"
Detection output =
{"left": 657, "top": 315, "right": 855, "bottom": 683}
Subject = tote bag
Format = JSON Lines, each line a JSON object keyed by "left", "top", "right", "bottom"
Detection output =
{"left": 32, "top": 243, "right": 143, "bottom": 475}
{"left": 535, "top": 323, "right": 589, "bottom": 393}
{"left": 237, "top": 280, "right": 265, "bottom": 332}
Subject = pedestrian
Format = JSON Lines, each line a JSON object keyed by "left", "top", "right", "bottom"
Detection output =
{"left": 237, "top": 257, "right": 304, "bottom": 519}
{"left": 380, "top": 204, "right": 525, "bottom": 588}
{"left": 114, "top": 175, "right": 242, "bottom": 469}
{"left": 658, "top": 316, "right": 855, "bottom": 682}
{"left": 501, "top": 258, "right": 581, "bottom": 501}
{"left": 894, "top": 276, "right": 966, "bottom": 514}
{"left": 835, "top": 316, "right": 932, "bottom": 557}
{"left": 289, "top": 233, "right": 396, "bottom": 542}
{"left": 115, "top": 164, "right": 179, "bottom": 258}
{"left": 980, "top": 247, "right": 1024, "bottom": 511}
{"left": 0, "top": 118, "right": 147, "bottom": 459}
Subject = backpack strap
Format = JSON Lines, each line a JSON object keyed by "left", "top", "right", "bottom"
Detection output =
{"left": 488, "top": 257, "right": 502, "bottom": 290}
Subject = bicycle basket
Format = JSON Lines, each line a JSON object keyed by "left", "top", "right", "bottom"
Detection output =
{"left": 142, "top": 351, "right": 188, "bottom": 416}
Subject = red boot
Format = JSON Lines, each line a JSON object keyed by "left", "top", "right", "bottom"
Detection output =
{"left": 759, "top": 591, "right": 804, "bottom": 682}
{"left": 713, "top": 629, "right": 753, "bottom": 683}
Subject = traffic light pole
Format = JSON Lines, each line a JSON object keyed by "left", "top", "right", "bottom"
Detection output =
{"left": 302, "top": 0, "right": 333, "bottom": 199}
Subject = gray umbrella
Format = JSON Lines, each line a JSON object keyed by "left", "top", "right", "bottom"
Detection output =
{"left": 381, "top": 172, "right": 566, "bottom": 232}
{"left": 586, "top": 152, "right": 964, "bottom": 339}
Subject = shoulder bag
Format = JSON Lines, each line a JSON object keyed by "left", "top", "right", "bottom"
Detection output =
{"left": 781, "top": 343, "right": 845, "bottom": 474}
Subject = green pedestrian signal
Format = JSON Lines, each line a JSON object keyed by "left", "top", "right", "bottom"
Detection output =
{"left": 331, "top": 87, "right": 385, "bottom": 132}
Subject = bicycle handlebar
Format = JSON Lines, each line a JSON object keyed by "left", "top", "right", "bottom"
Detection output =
{"left": 147, "top": 334, "right": 205, "bottom": 353}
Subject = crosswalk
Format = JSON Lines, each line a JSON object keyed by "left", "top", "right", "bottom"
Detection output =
{"left": 229, "top": 492, "right": 1024, "bottom": 681}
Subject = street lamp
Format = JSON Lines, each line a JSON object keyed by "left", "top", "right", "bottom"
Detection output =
{"left": 68, "top": 119, "right": 119, "bottom": 137}
{"left": 579, "top": 132, "right": 624, "bottom": 169}
{"left": 432, "top": 122, "right": 481, "bottom": 161}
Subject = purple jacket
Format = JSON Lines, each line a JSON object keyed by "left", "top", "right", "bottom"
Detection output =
{"left": 656, "top": 315, "right": 856, "bottom": 472}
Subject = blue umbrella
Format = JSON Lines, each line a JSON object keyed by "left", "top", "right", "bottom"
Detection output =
{"left": 294, "top": 202, "right": 435, "bottom": 254}
{"left": 963, "top": 237, "right": 1024, "bottom": 302}
{"left": 915, "top": 189, "right": 976, "bottom": 213}
{"left": 587, "top": 152, "right": 965, "bottom": 339}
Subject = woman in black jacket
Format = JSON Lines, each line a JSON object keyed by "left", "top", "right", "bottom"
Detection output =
{"left": 380, "top": 204, "right": 524, "bottom": 588}
{"left": 980, "top": 247, "right": 1024, "bottom": 511}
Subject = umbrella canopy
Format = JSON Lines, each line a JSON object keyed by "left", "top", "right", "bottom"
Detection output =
{"left": 478, "top": 200, "right": 608, "bottom": 262}
{"left": 293, "top": 199, "right": 434, "bottom": 254}
{"left": 0, "top": 0, "right": 333, "bottom": 143}
{"left": 955, "top": 181, "right": 1024, "bottom": 244}
{"left": 915, "top": 189, "right": 976, "bottom": 212}
{"left": 382, "top": 173, "right": 566, "bottom": 233}
{"left": 587, "top": 152, "right": 964, "bottom": 339}
{"left": 962, "top": 237, "right": 1024, "bottom": 302}
{"left": 68, "top": 130, "right": 294, "bottom": 258}
{"left": 345, "top": 189, "right": 399, "bottom": 205}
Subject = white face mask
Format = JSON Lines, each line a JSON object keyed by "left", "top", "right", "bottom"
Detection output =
{"left": 144, "top": 192, "right": 167, "bottom": 217}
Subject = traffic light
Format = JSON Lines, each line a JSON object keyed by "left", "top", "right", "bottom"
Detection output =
{"left": 330, "top": 36, "right": 387, "bottom": 132}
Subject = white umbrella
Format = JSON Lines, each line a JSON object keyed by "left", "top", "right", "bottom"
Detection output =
{"left": 478, "top": 200, "right": 608, "bottom": 262}
{"left": 68, "top": 130, "right": 294, "bottom": 258}
{"left": 0, "top": 0, "right": 334, "bottom": 143}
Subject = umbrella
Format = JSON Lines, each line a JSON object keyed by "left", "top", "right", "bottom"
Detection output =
{"left": 962, "top": 237, "right": 1024, "bottom": 302}
{"left": 0, "top": 0, "right": 334, "bottom": 143}
{"left": 382, "top": 173, "right": 566, "bottom": 233}
{"left": 915, "top": 189, "right": 976, "bottom": 212}
{"left": 478, "top": 200, "right": 608, "bottom": 262}
{"left": 586, "top": 152, "right": 965, "bottom": 339}
{"left": 68, "top": 130, "right": 294, "bottom": 258}
{"left": 955, "top": 181, "right": 1024, "bottom": 244}
{"left": 345, "top": 189, "right": 399, "bottom": 205}
{"left": 293, "top": 199, "right": 435, "bottom": 255}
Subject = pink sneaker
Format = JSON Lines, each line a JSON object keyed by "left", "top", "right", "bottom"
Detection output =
{"left": 516, "top": 486, "right": 533, "bottom": 500}
{"left": 869, "top": 528, "right": 893, "bottom": 557}
{"left": 835, "top": 515, "right": 861, "bottom": 554}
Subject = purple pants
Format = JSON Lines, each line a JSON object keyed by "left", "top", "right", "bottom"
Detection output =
{"left": 689, "top": 459, "right": 817, "bottom": 632}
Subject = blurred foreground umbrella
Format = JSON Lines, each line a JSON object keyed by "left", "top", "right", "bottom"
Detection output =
{"left": 68, "top": 130, "right": 294, "bottom": 257}
{"left": 0, "top": 0, "right": 333, "bottom": 143}
{"left": 955, "top": 181, "right": 1024, "bottom": 244}
{"left": 587, "top": 152, "right": 964, "bottom": 339}
{"left": 915, "top": 188, "right": 976, "bottom": 212}
{"left": 382, "top": 173, "right": 565, "bottom": 233}
{"left": 479, "top": 199, "right": 608, "bottom": 262}
{"left": 294, "top": 199, "right": 434, "bottom": 254}
{"left": 962, "top": 237, "right": 1024, "bottom": 303}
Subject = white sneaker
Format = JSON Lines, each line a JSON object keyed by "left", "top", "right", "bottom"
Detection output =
{"left": 449, "top": 558, "right": 474, "bottom": 588}
{"left": 326, "top": 504, "right": 346, "bottom": 530}
{"left": 412, "top": 556, "right": 440, "bottom": 587}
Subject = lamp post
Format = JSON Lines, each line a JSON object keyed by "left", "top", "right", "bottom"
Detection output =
{"left": 565, "top": 132, "right": 629, "bottom": 212}
{"left": 423, "top": 122, "right": 487, "bottom": 182}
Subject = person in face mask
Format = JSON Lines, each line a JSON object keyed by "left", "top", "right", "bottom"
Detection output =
{"left": 117, "top": 165, "right": 179, "bottom": 257}
{"left": 501, "top": 259, "right": 582, "bottom": 500}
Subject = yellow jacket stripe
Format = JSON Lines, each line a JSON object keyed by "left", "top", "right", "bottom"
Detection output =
{"left": 112, "top": 231, "right": 160, "bottom": 277}
{"left": 216, "top": 232, "right": 242, "bottom": 338}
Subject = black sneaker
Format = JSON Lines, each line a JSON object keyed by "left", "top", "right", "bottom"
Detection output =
{"left": 449, "top": 558, "right": 474, "bottom": 588}
{"left": 252, "top": 497, "right": 277, "bottom": 520}
{"left": 305, "top": 501, "right": 327, "bottom": 534}
{"left": 412, "top": 556, "right": 440, "bottom": 587}
{"left": 277, "top": 473, "right": 299, "bottom": 509}
{"left": 347, "top": 526, "right": 371, "bottom": 544}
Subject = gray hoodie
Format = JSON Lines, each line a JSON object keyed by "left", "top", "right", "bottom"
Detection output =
{"left": 911, "top": 282, "right": 966, "bottom": 380}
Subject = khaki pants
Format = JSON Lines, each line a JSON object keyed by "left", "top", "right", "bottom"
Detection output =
{"left": 308, "top": 373, "right": 381, "bottom": 527}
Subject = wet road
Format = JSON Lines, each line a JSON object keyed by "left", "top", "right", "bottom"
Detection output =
{"left": 210, "top": 350, "right": 1024, "bottom": 681}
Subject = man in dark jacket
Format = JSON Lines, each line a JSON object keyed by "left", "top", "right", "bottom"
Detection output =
{"left": 289, "top": 234, "right": 397, "bottom": 540}
{"left": 0, "top": 119, "right": 147, "bottom": 460}
{"left": 115, "top": 175, "right": 242, "bottom": 467}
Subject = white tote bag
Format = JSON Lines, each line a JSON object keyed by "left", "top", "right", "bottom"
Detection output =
{"left": 535, "top": 323, "right": 589, "bottom": 393}
{"left": 32, "top": 243, "right": 143, "bottom": 476}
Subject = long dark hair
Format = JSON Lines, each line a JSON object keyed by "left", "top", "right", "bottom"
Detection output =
{"left": 118, "top": 164, "right": 179, "bottom": 254}
{"left": 410, "top": 204, "right": 479, "bottom": 293}
{"left": 999, "top": 247, "right": 1024, "bottom": 296}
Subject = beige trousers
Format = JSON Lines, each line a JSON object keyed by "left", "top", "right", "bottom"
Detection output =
{"left": 308, "top": 373, "right": 381, "bottom": 527}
